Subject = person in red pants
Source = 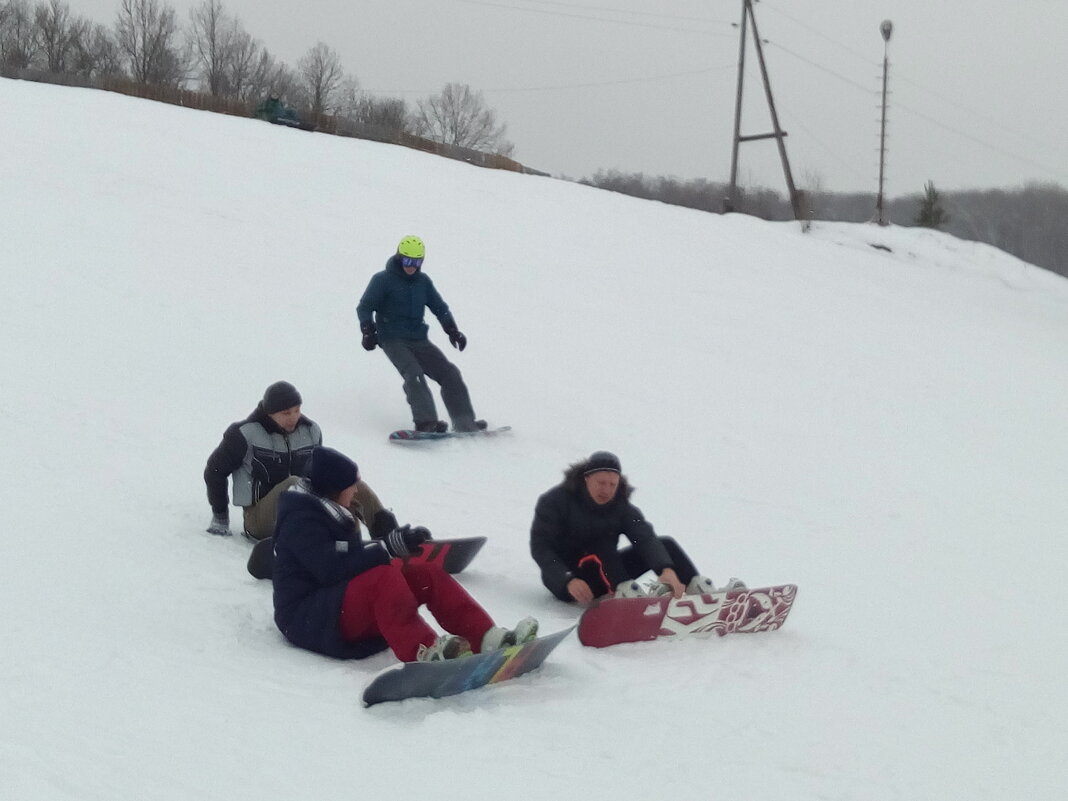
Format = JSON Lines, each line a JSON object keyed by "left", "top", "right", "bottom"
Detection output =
{"left": 272, "top": 446, "right": 536, "bottom": 662}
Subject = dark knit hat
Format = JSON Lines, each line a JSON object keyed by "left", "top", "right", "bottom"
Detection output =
{"left": 262, "top": 381, "right": 302, "bottom": 414}
{"left": 308, "top": 447, "right": 359, "bottom": 497}
{"left": 583, "top": 450, "right": 621, "bottom": 476}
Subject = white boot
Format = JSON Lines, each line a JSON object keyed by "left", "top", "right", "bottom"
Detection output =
{"left": 686, "top": 575, "right": 716, "bottom": 595}
{"left": 614, "top": 580, "right": 647, "bottom": 598}
{"left": 415, "top": 635, "right": 472, "bottom": 662}
{"left": 481, "top": 617, "right": 539, "bottom": 651}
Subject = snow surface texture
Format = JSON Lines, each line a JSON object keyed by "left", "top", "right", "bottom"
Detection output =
{"left": 2, "top": 77, "right": 1067, "bottom": 800}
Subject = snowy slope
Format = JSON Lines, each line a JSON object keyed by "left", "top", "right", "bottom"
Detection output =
{"left": 2, "top": 77, "right": 1067, "bottom": 801}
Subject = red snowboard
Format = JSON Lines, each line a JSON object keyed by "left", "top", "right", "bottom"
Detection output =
{"left": 578, "top": 584, "right": 797, "bottom": 648}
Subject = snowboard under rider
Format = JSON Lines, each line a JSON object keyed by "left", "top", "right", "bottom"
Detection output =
{"left": 272, "top": 446, "right": 537, "bottom": 662}
{"left": 529, "top": 451, "right": 744, "bottom": 604}
{"left": 356, "top": 235, "right": 486, "bottom": 434}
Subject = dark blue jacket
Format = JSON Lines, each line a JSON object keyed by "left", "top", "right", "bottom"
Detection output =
{"left": 272, "top": 483, "right": 391, "bottom": 659}
{"left": 356, "top": 256, "right": 456, "bottom": 341}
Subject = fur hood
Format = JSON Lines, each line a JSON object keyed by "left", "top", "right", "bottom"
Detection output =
{"left": 562, "top": 460, "right": 635, "bottom": 502}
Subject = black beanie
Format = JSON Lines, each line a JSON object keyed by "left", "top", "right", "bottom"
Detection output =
{"left": 262, "top": 381, "right": 302, "bottom": 414}
{"left": 583, "top": 450, "right": 621, "bottom": 476}
{"left": 308, "top": 447, "right": 359, "bottom": 497}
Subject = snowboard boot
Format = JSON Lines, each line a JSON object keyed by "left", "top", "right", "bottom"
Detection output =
{"left": 685, "top": 575, "right": 716, "bottom": 595}
{"left": 614, "top": 580, "right": 648, "bottom": 598}
{"left": 481, "top": 617, "right": 539, "bottom": 652}
{"left": 644, "top": 580, "right": 674, "bottom": 597}
{"left": 452, "top": 418, "right": 487, "bottom": 433}
{"left": 416, "top": 635, "right": 472, "bottom": 662}
{"left": 414, "top": 420, "right": 448, "bottom": 433}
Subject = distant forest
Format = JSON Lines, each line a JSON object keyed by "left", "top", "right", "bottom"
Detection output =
{"left": 580, "top": 172, "right": 1068, "bottom": 280}
{"left": 3, "top": 0, "right": 1065, "bottom": 279}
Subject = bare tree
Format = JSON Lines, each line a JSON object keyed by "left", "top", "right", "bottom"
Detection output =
{"left": 350, "top": 93, "right": 411, "bottom": 136}
{"left": 188, "top": 0, "right": 250, "bottom": 96}
{"left": 297, "top": 41, "right": 343, "bottom": 116}
{"left": 332, "top": 73, "right": 360, "bottom": 118}
{"left": 34, "top": 0, "right": 76, "bottom": 72}
{"left": 245, "top": 47, "right": 295, "bottom": 104}
{"left": 70, "top": 20, "right": 122, "bottom": 78}
{"left": 222, "top": 24, "right": 257, "bottom": 100}
{"left": 114, "top": 0, "right": 184, "bottom": 86}
{"left": 413, "top": 82, "right": 514, "bottom": 156}
{"left": 1, "top": 0, "right": 40, "bottom": 70}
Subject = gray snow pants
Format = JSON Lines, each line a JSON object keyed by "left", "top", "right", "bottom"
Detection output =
{"left": 379, "top": 339, "right": 477, "bottom": 429}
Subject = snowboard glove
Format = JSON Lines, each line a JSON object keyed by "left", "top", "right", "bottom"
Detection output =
{"left": 360, "top": 322, "right": 378, "bottom": 352}
{"left": 443, "top": 325, "right": 467, "bottom": 352}
{"left": 371, "top": 509, "right": 400, "bottom": 540}
{"left": 207, "top": 514, "right": 231, "bottom": 536}
{"left": 384, "top": 524, "right": 432, "bottom": 557}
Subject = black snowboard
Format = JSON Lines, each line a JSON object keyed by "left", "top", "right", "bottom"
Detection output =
{"left": 247, "top": 535, "right": 487, "bottom": 580}
{"left": 362, "top": 626, "right": 573, "bottom": 706}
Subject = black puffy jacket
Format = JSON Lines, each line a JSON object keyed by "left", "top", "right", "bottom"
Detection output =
{"left": 529, "top": 464, "right": 672, "bottom": 599}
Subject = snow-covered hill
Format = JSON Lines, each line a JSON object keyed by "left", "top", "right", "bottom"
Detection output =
{"left": 2, "top": 77, "right": 1066, "bottom": 801}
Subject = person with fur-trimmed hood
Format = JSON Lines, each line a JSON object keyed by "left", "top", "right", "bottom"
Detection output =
{"left": 530, "top": 451, "right": 736, "bottom": 604}
{"left": 273, "top": 446, "right": 537, "bottom": 662}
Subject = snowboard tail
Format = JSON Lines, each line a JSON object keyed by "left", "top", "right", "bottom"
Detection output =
{"left": 401, "top": 536, "right": 486, "bottom": 574}
{"left": 362, "top": 626, "right": 573, "bottom": 706}
{"left": 247, "top": 535, "right": 487, "bottom": 580}
{"left": 578, "top": 584, "right": 797, "bottom": 648}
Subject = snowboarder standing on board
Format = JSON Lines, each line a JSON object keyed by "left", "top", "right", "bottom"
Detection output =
{"left": 357, "top": 235, "right": 486, "bottom": 433}
{"left": 273, "top": 446, "right": 536, "bottom": 662}
{"left": 529, "top": 451, "right": 744, "bottom": 604}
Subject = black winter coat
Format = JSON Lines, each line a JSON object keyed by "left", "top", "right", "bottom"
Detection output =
{"left": 529, "top": 467, "right": 673, "bottom": 599}
{"left": 272, "top": 483, "right": 390, "bottom": 659}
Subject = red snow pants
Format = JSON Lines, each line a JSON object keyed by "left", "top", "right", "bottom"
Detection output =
{"left": 338, "top": 561, "right": 494, "bottom": 662}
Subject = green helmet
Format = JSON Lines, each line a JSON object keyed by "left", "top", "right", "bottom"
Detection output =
{"left": 397, "top": 235, "right": 425, "bottom": 259}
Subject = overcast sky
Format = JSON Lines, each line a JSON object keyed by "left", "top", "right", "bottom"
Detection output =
{"left": 72, "top": 0, "right": 1068, "bottom": 195}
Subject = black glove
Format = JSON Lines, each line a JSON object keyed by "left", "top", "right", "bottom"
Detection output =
{"left": 206, "top": 513, "right": 231, "bottom": 536}
{"left": 360, "top": 322, "right": 378, "bottom": 352}
{"left": 444, "top": 326, "right": 467, "bottom": 351}
{"left": 371, "top": 509, "right": 399, "bottom": 540}
{"left": 383, "top": 524, "right": 432, "bottom": 557}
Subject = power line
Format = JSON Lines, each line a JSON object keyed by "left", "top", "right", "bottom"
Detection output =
{"left": 891, "top": 103, "right": 1068, "bottom": 184}
{"left": 454, "top": 0, "right": 737, "bottom": 36}
{"left": 759, "top": 4, "right": 1068, "bottom": 166}
{"left": 763, "top": 41, "right": 1067, "bottom": 183}
{"left": 472, "top": 0, "right": 737, "bottom": 25}
{"left": 761, "top": 2, "right": 880, "bottom": 68}
{"left": 764, "top": 41, "right": 874, "bottom": 95}
{"left": 364, "top": 63, "right": 737, "bottom": 96}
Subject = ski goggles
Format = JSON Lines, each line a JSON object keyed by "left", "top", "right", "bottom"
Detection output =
{"left": 399, "top": 255, "right": 424, "bottom": 268}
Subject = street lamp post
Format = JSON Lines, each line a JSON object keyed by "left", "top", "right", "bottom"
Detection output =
{"left": 876, "top": 20, "right": 893, "bottom": 225}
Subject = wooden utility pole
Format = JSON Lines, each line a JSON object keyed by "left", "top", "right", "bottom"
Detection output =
{"left": 726, "top": 0, "right": 802, "bottom": 221}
